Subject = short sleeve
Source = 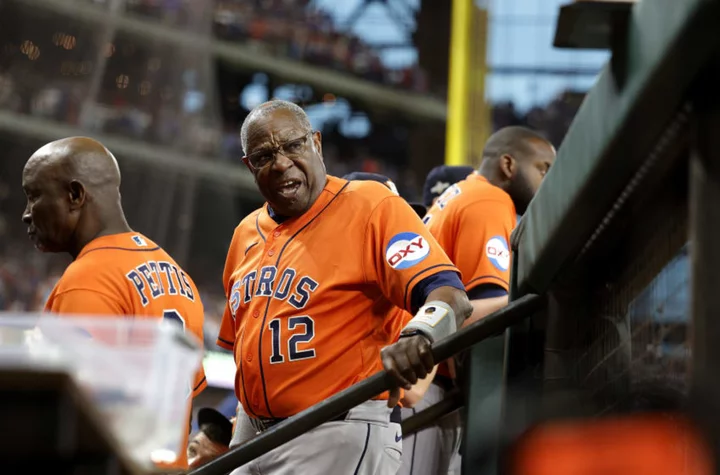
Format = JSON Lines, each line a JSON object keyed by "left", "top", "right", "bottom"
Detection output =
{"left": 217, "top": 301, "right": 236, "bottom": 350}
{"left": 363, "top": 196, "right": 459, "bottom": 312}
{"left": 444, "top": 200, "right": 515, "bottom": 292}
{"left": 217, "top": 228, "right": 241, "bottom": 350}
{"left": 46, "top": 289, "right": 125, "bottom": 316}
{"left": 192, "top": 369, "right": 208, "bottom": 397}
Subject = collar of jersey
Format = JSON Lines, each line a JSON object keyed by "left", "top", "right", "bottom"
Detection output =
{"left": 76, "top": 232, "right": 143, "bottom": 259}
{"left": 261, "top": 175, "right": 345, "bottom": 230}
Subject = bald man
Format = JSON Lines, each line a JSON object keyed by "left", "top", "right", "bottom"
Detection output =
{"left": 21, "top": 137, "right": 207, "bottom": 469}
{"left": 419, "top": 126, "right": 556, "bottom": 475}
{"left": 426, "top": 126, "right": 555, "bottom": 326}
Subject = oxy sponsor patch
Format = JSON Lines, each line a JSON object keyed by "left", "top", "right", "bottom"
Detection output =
{"left": 485, "top": 236, "right": 510, "bottom": 271}
{"left": 385, "top": 232, "right": 430, "bottom": 270}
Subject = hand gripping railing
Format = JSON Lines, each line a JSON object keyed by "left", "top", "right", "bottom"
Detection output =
{"left": 186, "top": 293, "right": 544, "bottom": 475}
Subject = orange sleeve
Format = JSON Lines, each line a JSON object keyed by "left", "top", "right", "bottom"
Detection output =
{"left": 217, "top": 228, "right": 241, "bottom": 351}
{"left": 217, "top": 301, "right": 236, "bottom": 351}
{"left": 443, "top": 200, "right": 515, "bottom": 292}
{"left": 192, "top": 370, "right": 207, "bottom": 397}
{"left": 363, "top": 195, "right": 459, "bottom": 312}
{"left": 46, "top": 289, "right": 125, "bottom": 316}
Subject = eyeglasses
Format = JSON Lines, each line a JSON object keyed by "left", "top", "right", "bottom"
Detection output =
{"left": 242, "top": 131, "right": 313, "bottom": 171}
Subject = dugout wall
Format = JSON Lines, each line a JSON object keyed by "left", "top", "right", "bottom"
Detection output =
{"left": 469, "top": 0, "right": 720, "bottom": 472}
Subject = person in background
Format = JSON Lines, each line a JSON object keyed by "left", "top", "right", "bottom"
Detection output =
{"left": 343, "top": 171, "right": 428, "bottom": 218}
{"left": 411, "top": 165, "right": 475, "bottom": 213}
{"left": 21, "top": 137, "right": 207, "bottom": 469}
{"left": 420, "top": 126, "right": 556, "bottom": 475}
{"left": 188, "top": 408, "right": 232, "bottom": 468}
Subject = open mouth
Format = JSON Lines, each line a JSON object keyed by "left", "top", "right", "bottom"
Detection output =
{"left": 275, "top": 179, "right": 301, "bottom": 199}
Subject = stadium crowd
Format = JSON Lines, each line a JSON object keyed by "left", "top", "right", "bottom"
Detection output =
{"left": 1, "top": 0, "right": 584, "bottom": 201}
{"left": 86, "top": 0, "right": 430, "bottom": 93}
{"left": 0, "top": 64, "right": 580, "bottom": 194}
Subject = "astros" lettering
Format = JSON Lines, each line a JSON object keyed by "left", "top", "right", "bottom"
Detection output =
{"left": 229, "top": 266, "right": 319, "bottom": 316}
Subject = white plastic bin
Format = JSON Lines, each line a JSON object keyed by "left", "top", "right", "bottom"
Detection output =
{"left": 0, "top": 313, "right": 203, "bottom": 468}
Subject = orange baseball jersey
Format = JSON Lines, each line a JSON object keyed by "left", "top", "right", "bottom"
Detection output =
{"left": 44, "top": 231, "right": 206, "bottom": 468}
{"left": 424, "top": 174, "right": 517, "bottom": 293}
{"left": 217, "top": 176, "right": 459, "bottom": 419}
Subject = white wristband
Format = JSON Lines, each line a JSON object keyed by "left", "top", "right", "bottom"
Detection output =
{"left": 402, "top": 301, "right": 457, "bottom": 344}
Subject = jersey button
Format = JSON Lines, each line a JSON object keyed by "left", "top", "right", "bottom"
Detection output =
{"left": 273, "top": 231, "right": 280, "bottom": 238}
{"left": 252, "top": 310, "right": 259, "bottom": 318}
{"left": 268, "top": 249, "right": 275, "bottom": 256}
{"left": 246, "top": 353, "right": 253, "bottom": 362}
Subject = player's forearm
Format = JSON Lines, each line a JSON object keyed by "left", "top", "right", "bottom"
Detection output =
{"left": 401, "top": 365, "right": 439, "bottom": 408}
{"left": 424, "top": 285, "right": 473, "bottom": 329}
{"left": 461, "top": 296, "right": 509, "bottom": 328}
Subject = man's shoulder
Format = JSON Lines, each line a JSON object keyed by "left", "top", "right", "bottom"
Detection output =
{"left": 230, "top": 207, "right": 265, "bottom": 238}
{"left": 449, "top": 176, "right": 514, "bottom": 211}
{"left": 236, "top": 207, "right": 264, "bottom": 229}
{"left": 54, "top": 254, "right": 118, "bottom": 295}
{"left": 60, "top": 235, "right": 178, "bottom": 289}
{"left": 460, "top": 176, "right": 511, "bottom": 200}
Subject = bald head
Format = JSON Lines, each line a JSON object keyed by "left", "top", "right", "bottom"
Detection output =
{"left": 480, "top": 126, "right": 553, "bottom": 167}
{"left": 24, "top": 137, "right": 122, "bottom": 191}
{"left": 478, "top": 126, "right": 556, "bottom": 214}
{"left": 22, "top": 137, "right": 130, "bottom": 257}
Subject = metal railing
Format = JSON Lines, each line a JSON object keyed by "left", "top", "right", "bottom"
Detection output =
{"left": 187, "top": 293, "right": 544, "bottom": 475}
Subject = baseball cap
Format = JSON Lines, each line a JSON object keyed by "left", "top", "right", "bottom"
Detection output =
{"left": 197, "top": 408, "right": 233, "bottom": 446}
{"left": 422, "top": 165, "right": 475, "bottom": 207}
{"left": 343, "top": 172, "right": 399, "bottom": 194}
{"left": 343, "top": 172, "right": 426, "bottom": 217}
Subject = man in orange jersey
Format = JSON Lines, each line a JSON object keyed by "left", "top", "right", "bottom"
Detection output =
{"left": 21, "top": 137, "right": 206, "bottom": 468}
{"left": 219, "top": 100, "right": 472, "bottom": 475}
{"left": 425, "top": 127, "right": 555, "bottom": 325}
{"left": 420, "top": 126, "right": 556, "bottom": 474}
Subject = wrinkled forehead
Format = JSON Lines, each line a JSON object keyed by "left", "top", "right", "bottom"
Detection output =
{"left": 245, "top": 109, "right": 307, "bottom": 153}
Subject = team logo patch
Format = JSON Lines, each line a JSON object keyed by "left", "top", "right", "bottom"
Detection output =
{"left": 485, "top": 236, "right": 510, "bottom": 271}
{"left": 385, "top": 232, "right": 430, "bottom": 270}
{"left": 131, "top": 235, "right": 148, "bottom": 247}
{"left": 435, "top": 184, "right": 461, "bottom": 210}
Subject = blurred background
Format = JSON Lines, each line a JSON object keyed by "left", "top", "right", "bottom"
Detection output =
{"left": 0, "top": 0, "right": 615, "bottom": 410}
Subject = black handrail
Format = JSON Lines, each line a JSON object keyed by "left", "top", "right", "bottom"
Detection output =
{"left": 186, "top": 293, "right": 544, "bottom": 475}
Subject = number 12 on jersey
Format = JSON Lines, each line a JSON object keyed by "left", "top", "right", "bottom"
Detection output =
{"left": 268, "top": 316, "right": 316, "bottom": 363}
